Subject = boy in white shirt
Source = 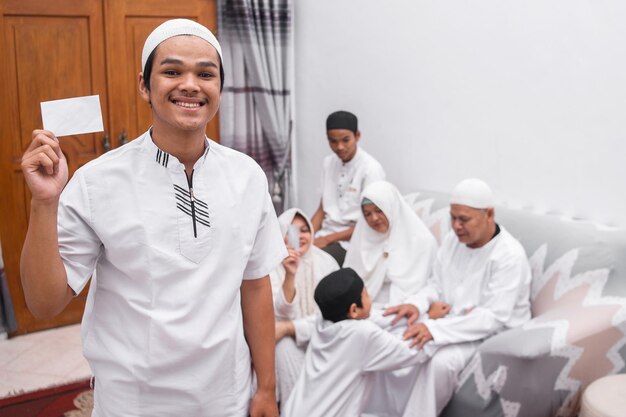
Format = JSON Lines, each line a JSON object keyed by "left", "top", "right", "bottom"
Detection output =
{"left": 283, "top": 268, "right": 427, "bottom": 417}
{"left": 311, "top": 111, "right": 385, "bottom": 265}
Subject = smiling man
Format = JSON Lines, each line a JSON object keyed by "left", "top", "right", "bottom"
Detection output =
{"left": 20, "top": 19, "right": 286, "bottom": 417}
{"left": 311, "top": 110, "right": 385, "bottom": 265}
{"left": 379, "top": 178, "right": 532, "bottom": 417}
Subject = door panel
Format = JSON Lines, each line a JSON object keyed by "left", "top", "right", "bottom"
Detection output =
{"left": 104, "top": 0, "right": 220, "bottom": 146}
{"left": 0, "top": 0, "right": 107, "bottom": 334}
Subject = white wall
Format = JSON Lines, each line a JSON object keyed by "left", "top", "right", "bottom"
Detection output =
{"left": 293, "top": 0, "right": 626, "bottom": 228}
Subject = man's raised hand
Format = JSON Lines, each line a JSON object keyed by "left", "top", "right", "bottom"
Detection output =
{"left": 21, "top": 130, "right": 68, "bottom": 202}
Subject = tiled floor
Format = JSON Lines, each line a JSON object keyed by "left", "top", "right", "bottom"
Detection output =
{"left": 0, "top": 324, "right": 91, "bottom": 399}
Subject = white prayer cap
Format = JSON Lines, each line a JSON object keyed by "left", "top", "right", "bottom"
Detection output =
{"left": 450, "top": 178, "right": 495, "bottom": 209}
{"left": 141, "top": 19, "right": 223, "bottom": 73}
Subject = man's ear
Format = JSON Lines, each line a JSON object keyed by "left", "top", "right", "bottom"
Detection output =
{"left": 486, "top": 207, "right": 495, "bottom": 221}
{"left": 348, "top": 303, "right": 359, "bottom": 319}
{"left": 138, "top": 72, "right": 151, "bottom": 105}
{"left": 355, "top": 130, "right": 361, "bottom": 142}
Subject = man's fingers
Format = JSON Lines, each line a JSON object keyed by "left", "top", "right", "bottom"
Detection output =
{"left": 24, "top": 134, "right": 64, "bottom": 169}
{"left": 403, "top": 325, "right": 418, "bottom": 340}
{"left": 406, "top": 312, "right": 419, "bottom": 325}
{"left": 383, "top": 306, "right": 399, "bottom": 317}
{"left": 23, "top": 152, "right": 56, "bottom": 176}
{"left": 37, "top": 144, "right": 61, "bottom": 167}
{"left": 29, "top": 130, "right": 59, "bottom": 151}
{"left": 390, "top": 310, "right": 407, "bottom": 325}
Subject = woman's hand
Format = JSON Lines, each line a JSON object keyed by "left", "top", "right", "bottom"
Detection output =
{"left": 282, "top": 247, "right": 300, "bottom": 277}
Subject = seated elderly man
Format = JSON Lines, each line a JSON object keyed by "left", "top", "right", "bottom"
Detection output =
{"left": 377, "top": 178, "right": 532, "bottom": 417}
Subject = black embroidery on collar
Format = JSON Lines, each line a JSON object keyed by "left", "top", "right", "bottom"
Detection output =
{"left": 156, "top": 149, "right": 170, "bottom": 167}
{"left": 174, "top": 184, "right": 211, "bottom": 228}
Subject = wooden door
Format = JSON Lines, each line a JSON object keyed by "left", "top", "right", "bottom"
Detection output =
{"left": 0, "top": 0, "right": 108, "bottom": 335}
{"left": 104, "top": 0, "right": 220, "bottom": 147}
{"left": 0, "top": 0, "right": 218, "bottom": 335}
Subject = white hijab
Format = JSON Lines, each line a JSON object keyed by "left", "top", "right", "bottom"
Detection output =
{"left": 272, "top": 208, "right": 340, "bottom": 317}
{"left": 344, "top": 181, "right": 438, "bottom": 305}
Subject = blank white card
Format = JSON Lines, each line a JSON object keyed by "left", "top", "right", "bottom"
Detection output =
{"left": 40, "top": 95, "right": 104, "bottom": 137}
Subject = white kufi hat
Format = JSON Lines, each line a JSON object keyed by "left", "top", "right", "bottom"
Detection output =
{"left": 141, "top": 18, "right": 222, "bottom": 73}
{"left": 450, "top": 178, "right": 495, "bottom": 209}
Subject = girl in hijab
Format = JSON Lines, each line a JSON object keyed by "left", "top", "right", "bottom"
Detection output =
{"left": 271, "top": 208, "right": 339, "bottom": 409}
{"left": 344, "top": 181, "right": 438, "bottom": 306}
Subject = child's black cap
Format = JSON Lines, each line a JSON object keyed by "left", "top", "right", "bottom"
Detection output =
{"left": 314, "top": 268, "right": 364, "bottom": 323}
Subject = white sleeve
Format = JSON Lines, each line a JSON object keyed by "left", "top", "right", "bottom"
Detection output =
{"left": 58, "top": 171, "right": 102, "bottom": 295}
{"left": 427, "top": 252, "right": 531, "bottom": 345}
{"left": 293, "top": 314, "right": 317, "bottom": 346}
{"left": 270, "top": 269, "right": 298, "bottom": 320}
{"left": 362, "top": 324, "right": 427, "bottom": 372}
{"left": 243, "top": 185, "right": 288, "bottom": 280}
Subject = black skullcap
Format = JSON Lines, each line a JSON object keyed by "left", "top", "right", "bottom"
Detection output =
{"left": 326, "top": 111, "right": 358, "bottom": 134}
{"left": 314, "top": 268, "right": 364, "bottom": 323}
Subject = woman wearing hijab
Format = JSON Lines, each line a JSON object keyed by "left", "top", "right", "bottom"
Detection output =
{"left": 344, "top": 181, "right": 438, "bottom": 306}
{"left": 271, "top": 208, "right": 339, "bottom": 409}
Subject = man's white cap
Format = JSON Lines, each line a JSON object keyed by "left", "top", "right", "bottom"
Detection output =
{"left": 450, "top": 178, "right": 495, "bottom": 209}
{"left": 141, "top": 18, "right": 223, "bottom": 73}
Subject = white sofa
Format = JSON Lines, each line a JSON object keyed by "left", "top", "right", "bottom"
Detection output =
{"left": 404, "top": 190, "right": 626, "bottom": 417}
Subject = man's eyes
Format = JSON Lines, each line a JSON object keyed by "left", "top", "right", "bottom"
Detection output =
{"left": 451, "top": 216, "right": 470, "bottom": 222}
{"left": 161, "top": 70, "right": 215, "bottom": 78}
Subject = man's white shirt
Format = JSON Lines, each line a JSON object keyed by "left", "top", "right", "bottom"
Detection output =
{"left": 317, "top": 147, "right": 385, "bottom": 245}
{"left": 407, "top": 226, "right": 532, "bottom": 345}
{"left": 58, "top": 131, "right": 286, "bottom": 417}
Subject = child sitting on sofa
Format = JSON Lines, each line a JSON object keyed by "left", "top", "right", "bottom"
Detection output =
{"left": 282, "top": 268, "right": 428, "bottom": 417}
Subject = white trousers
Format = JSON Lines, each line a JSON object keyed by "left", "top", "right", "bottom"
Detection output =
{"left": 275, "top": 336, "right": 306, "bottom": 413}
{"left": 402, "top": 342, "right": 478, "bottom": 417}
{"left": 366, "top": 342, "right": 478, "bottom": 417}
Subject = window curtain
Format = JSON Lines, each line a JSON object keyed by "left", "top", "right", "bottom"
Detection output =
{"left": 218, "top": 0, "right": 293, "bottom": 213}
{"left": 0, "top": 241, "right": 17, "bottom": 336}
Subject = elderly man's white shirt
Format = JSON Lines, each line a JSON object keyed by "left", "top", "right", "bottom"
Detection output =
{"left": 58, "top": 131, "right": 286, "bottom": 417}
{"left": 317, "top": 147, "right": 385, "bottom": 242}
{"left": 366, "top": 227, "right": 532, "bottom": 417}
{"left": 407, "top": 226, "right": 532, "bottom": 345}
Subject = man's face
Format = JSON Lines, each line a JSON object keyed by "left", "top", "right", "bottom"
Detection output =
{"left": 327, "top": 129, "right": 360, "bottom": 162}
{"left": 139, "top": 36, "right": 221, "bottom": 135}
{"left": 450, "top": 204, "right": 494, "bottom": 248}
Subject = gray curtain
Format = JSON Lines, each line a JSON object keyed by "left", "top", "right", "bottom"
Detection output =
{"left": 0, "top": 240, "right": 17, "bottom": 335}
{"left": 218, "top": 0, "right": 293, "bottom": 213}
